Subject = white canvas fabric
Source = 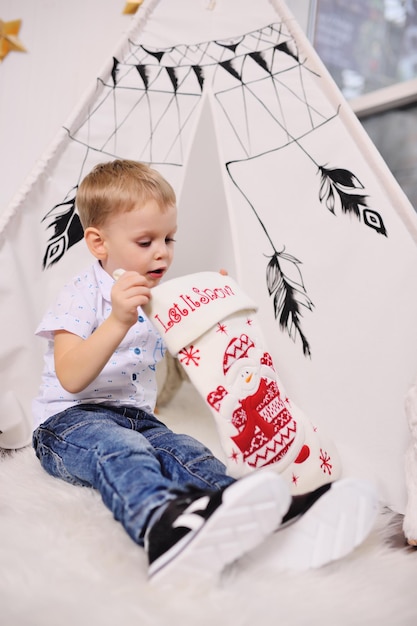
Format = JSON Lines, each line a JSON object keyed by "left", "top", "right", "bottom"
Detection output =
{"left": 1, "top": 0, "right": 417, "bottom": 513}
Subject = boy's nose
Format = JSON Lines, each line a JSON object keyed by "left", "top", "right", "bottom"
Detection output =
{"left": 154, "top": 241, "right": 168, "bottom": 259}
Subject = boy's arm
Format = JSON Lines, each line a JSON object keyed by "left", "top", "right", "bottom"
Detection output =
{"left": 54, "top": 271, "right": 151, "bottom": 394}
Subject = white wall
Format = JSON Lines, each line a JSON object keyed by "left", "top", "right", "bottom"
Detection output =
{"left": 0, "top": 0, "right": 309, "bottom": 214}
{"left": 0, "top": 0, "right": 129, "bottom": 213}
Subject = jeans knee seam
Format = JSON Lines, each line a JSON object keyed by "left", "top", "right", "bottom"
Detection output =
{"left": 153, "top": 446, "right": 219, "bottom": 489}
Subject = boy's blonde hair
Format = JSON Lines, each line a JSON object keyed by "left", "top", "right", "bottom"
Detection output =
{"left": 76, "top": 159, "right": 176, "bottom": 229}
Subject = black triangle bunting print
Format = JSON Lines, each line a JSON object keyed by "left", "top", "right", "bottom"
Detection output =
{"left": 192, "top": 65, "right": 204, "bottom": 91}
{"left": 140, "top": 46, "right": 166, "bottom": 63}
{"left": 219, "top": 59, "right": 241, "bottom": 82}
{"left": 136, "top": 64, "right": 149, "bottom": 89}
{"left": 275, "top": 41, "right": 299, "bottom": 62}
{"left": 248, "top": 51, "right": 271, "bottom": 75}
{"left": 166, "top": 67, "right": 178, "bottom": 92}
{"left": 111, "top": 57, "right": 119, "bottom": 88}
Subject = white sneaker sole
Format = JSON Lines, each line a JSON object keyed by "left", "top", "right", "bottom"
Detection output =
{"left": 149, "top": 470, "right": 291, "bottom": 586}
{"left": 244, "top": 478, "right": 379, "bottom": 572}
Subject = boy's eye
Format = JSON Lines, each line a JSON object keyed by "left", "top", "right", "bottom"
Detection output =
{"left": 137, "top": 237, "right": 176, "bottom": 247}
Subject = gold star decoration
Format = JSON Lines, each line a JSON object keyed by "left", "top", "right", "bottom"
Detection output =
{"left": 123, "top": 1, "right": 144, "bottom": 15}
{"left": 0, "top": 19, "right": 26, "bottom": 62}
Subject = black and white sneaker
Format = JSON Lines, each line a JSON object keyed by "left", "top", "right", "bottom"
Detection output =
{"left": 241, "top": 478, "right": 379, "bottom": 572}
{"left": 145, "top": 470, "right": 291, "bottom": 585}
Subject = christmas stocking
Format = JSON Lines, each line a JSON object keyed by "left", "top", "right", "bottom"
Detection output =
{"left": 145, "top": 271, "right": 341, "bottom": 494}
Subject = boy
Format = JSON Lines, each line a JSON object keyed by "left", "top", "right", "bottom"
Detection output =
{"left": 32, "top": 160, "right": 377, "bottom": 586}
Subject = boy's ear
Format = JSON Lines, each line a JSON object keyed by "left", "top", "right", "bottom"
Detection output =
{"left": 84, "top": 227, "right": 107, "bottom": 260}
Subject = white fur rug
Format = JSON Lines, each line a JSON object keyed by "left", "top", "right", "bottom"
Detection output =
{"left": 1, "top": 382, "right": 417, "bottom": 626}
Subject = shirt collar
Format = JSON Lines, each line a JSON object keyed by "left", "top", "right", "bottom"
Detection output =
{"left": 92, "top": 260, "right": 114, "bottom": 302}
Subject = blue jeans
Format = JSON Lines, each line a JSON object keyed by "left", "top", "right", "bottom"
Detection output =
{"left": 32, "top": 404, "right": 234, "bottom": 546}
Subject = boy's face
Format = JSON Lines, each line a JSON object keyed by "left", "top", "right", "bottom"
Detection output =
{"left": 98, "top": 199, "right": 177, "bottom": 286}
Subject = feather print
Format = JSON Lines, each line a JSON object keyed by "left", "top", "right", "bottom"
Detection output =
{"left": 42, "top": 190, "right": 83, "bottom": 269}
{"left": 266, "top": 252, "right": 314, "bottom": 357}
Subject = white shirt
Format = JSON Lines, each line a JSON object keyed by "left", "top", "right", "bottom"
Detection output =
{"left": 32, "top": 261, "right": 165, "bottom": 428}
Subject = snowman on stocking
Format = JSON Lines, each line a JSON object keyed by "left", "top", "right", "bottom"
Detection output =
{"left": 145, "top": 271, "right": 341, "bottom": 494}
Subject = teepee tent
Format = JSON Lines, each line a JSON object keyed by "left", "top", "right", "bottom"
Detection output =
{"left": 1, "top": 0, "right": 417, "bottom": 514}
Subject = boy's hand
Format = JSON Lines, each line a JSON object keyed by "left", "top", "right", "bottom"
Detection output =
{"left": 111, "top": 270, "right": 151, "bottom": 328}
